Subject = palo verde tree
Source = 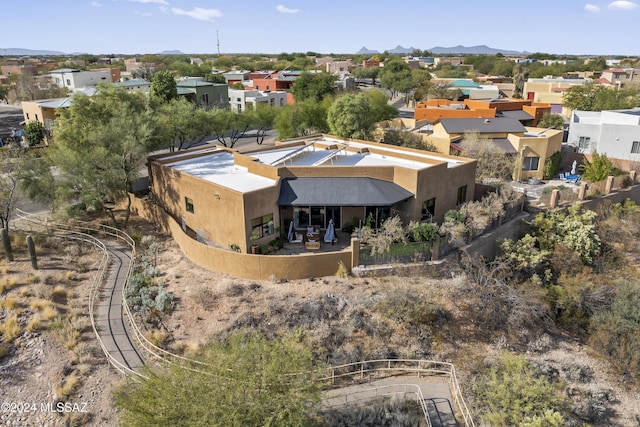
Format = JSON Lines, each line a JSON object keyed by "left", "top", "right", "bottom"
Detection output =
{"left": 50, "top": 84, "right": 164, "bottom": 227}
{"left": 23, "top": 121, "right": 46, "bottom": 147}
{"left": 291, "top": 71, "right": 338, "bottom": 102}
{"left": 274, "top": 100, "right": 328, "bottom": 139}
{"left": 246, "top": 103, "right": 279, "bottom": 144}
{"left": 0, "top": 148, "right": 21, "bottom": 230}
{"left": 150, "top": 70, "right": 178, "bottom": 103}
{"left": 156, "top": 98, "right": 212, "bottom": 151}
{"left": 537, "top": 113, "right": 565, "bottom": 130}
{"left": 563, "top": 83, "right": 640, "bottom": 112}
{"left": 114, "top": 330, "right": 324, "bottom": 427}
{"left": 209, "top": 108, "right": 251, "bottom": 148}
{"left": 580, "top": 150, "right": 622, "bottom": 182}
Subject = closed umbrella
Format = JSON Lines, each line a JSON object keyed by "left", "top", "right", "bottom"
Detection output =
{"left": 324, "top": 219, "right": 336, "bottom": 244}
{"left": 571, "top": 160, "right": 577, "bottom": 175}
{"left": 287, "top": 220, "right": 295, "bottom": 242}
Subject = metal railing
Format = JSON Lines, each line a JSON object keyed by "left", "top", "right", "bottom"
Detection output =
{"left": 321, "top": 359, "right": 474, "bottom": 427}
{"left": 14, "top": 209, "right": 140, "bottom": 377}
{"left": 323, "top": 383, "right": 433, "bottom": 427}
{"left": 14, "top": 210, "right": 475, "bottom": 426}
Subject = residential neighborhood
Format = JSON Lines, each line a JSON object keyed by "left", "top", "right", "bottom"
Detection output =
{"left": 2, "top": 4, "right": 640, "bottom": 424}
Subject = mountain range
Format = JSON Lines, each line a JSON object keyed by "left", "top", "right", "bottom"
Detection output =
{"left": 357, "top": 44, "right": 529, "bottom": 56}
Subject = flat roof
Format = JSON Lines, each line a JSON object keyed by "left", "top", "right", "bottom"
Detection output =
{"left": 166, "top": 151, "right": 277, "bottom": 192}
{"left": 248, "top": 137, "right": 466, "bottom": 169}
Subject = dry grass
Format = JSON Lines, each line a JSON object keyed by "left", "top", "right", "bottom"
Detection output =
{"left": 55, "top": 373, "right": 79, "bottom": 399}
{"left": 0, "top": 276, "right": 18, "bottom": 294}
{"left": 65, "top": 271, "right": 76, "bottom": 282}
{"left": 145, "top": 329, "right": 168, "bottom": 347}
{"left": 71, "top": 342, "right": 93, "bottom": 364}
{"left": 64, "top": 329, "right": 81, "bottom": 350}
{"left": 0, "top": 343, "right": 10, "bottom": 360}
{"left": 1, "top": 315, "right": 21, "bottom": 342}
{"left": 0, "top": 296, "right": 19, "bottom": 310}
{"left": 26, "top": 274, "right": 41, "bottom": 284}
{"left": 0, "top": 261, "right": 8, "bottom": 275}
{"left": 42, "top": 306, "right": 59, "bottom": 321}
{"left": 52, "top": 285, "right": 68, "bottom": 299}
{"left": 29, "top": 298, "right": 53, "bottom": 311}
{"left": 26, "top": 315, "right": 42, "bottom": 332}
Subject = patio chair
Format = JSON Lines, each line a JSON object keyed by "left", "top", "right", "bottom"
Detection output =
{"left": 289, "top": 232, "right": 304, "bottom": 244}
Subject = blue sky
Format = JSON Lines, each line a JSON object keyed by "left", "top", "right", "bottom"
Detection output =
{"left": 3, "top": 0, "right": 639, "bottom": 56}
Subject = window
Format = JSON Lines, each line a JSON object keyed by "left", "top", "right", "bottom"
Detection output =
{"left": 35, "top": 114, "right": 38, "bottom": 121}
{"left": 66, "top": 79, "right": 71, "bottom": 86}
{"left": 578, "top": 136, "right": 591, "bottom": 149}
{"left": 294, "top": 207, "right": 310, "bottom": 228}
{"left": 456, "top": 185, "right": 467, "bottom": 206}
{"left": 236, "top": 98, "right": 241, "bottom": 102}
{"left": 522, "top": 156, "right": 540, "bottom": 171}
{"left": 26, "top": 113, "right": 30, "bottom": 120}
{"left": 631, "top": 141, "right": 640, "bottom": 154}
{"left": 421, "top": 198, "right": 436, "bottom": 222}
{"left": 251, "top": 213, "right": 274, "bottom": 238}
{"left": 185, "top": 197, "right": 194, "bottom": 214}
{"left": 202, "top": 93, "right": 209, "bottom": 105}
{"left": 255, "top": 86, "right": 259, "bottom": 90}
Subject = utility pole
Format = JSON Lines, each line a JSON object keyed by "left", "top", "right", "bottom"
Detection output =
{"left": 216, "top": 30, "right": 220, "bottom": 56}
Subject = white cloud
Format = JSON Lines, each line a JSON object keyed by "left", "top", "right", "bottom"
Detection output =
{"left": 608, "top": 0, "right": 638, "bottom": 9}
{"left": 91, "top": 1, "right": 102, "bottom": 6}
{"left": 276, "top": 4, "right": 299, "bottom": 13}
{"left": 159, "top": 5, "right": 169, "bottom": 14}
{"left": 171, "top": 7, "right": 222, "bottom": 21}
{"left": 130, "top": 0, "right": 169, "bottom": 5}
{"left": 584, "top": 3, "right": 600, "bottom": 11}
{"left": 134, "top": 10, "right": 153, "bottom": 16}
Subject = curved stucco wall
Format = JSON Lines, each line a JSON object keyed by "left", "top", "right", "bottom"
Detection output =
{"left": 130, "top": 196, "right": 355, "bottom": 281}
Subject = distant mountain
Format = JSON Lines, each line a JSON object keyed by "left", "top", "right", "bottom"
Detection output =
{"left": 158, "top": 50, "right": 185, "bottom": 55}
{"left": 387, "top": 45, "right": 416, "bottom": 54}
{"left": 356, "top": 44, "right": 529, "bottom": 56}
{"left": 1, "top": 47, "right": 66, "bottom": 56}
{"left": 429, "top": 45, "right": 528, "bottom": 55}
{"left": 356, "top": 46, "right": 379, "bottom": 55}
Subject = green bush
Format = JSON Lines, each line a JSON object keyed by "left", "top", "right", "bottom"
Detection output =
{"left": 471, "top": 352, "right": 565, "bottom": 426}
{"left": 543, "top": 151, "right": 562, "bottom": 180}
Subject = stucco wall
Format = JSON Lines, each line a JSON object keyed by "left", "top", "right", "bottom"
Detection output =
{"left": 129, "top": 196, "right": 355, "bottom": 280}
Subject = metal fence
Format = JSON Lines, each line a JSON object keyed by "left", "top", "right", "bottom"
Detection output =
{"left": 359, "top": 241, "right": 431, "bottom": 266}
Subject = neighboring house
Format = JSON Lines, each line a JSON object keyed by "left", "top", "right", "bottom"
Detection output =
{"left": 0, "top": 64, "right": 39, "bottom": 76}
{"left": 326, "top": 60, "right": 352, "bottom": 74}
{"left": 415, "top": 98, "right": 551, "bottom": 127}
{"left": 92, "top": 67, "right": 121, "bottom": 82}
{"left": 523, "top": 77, "right": 591, "bottom": 115}
{"left": 49, "top": 68, "right": 110, "bottom": 90}
{"left": 147, "top": 134, "right": 477, "bottom": 253}
{"left": 228, "top": 88, "right": 287, "bottom": 112}
{"left": 190, "top": 57, "right": 204, "bottom": 66}
{"left": 21, "top": 97, "right": 73, "bottom": 141}
{"left": 223, "top": 70, "right": 251, "bottom": 86}
{"left": 567, "top": 108, "right": 640, "bottom": 164}
{"left": 424, "top": 117, "right": 562, "bottom": 181}
{"left": 177, "top": 80, "right": 229, "bottom": 108}
{"left": 362, "top": 59, "right": 381, "bottom": 68}
{"left": 249, "top": 70, "right": 301, "bottom": 92}
{"left": 434, "top": 57, "right": 463, "bottom": 67}
{"left": 114, "top": 79, "right": 151, "bottom": 92}
{"left": 599, "top": 68, "right": 640, "bottom": 88}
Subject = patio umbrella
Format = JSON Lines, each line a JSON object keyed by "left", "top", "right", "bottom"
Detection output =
{"left": 324, "top": 219, "right": 336, "bottom": 244}
{"left": 287, "top": 220, "right": 295, "bottom": 242}
{"left": 571, "top": 160, "right": 577, "bottom": 175}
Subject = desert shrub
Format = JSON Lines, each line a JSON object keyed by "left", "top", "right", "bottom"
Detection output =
{"left": 589, "top": 280, "right": 640, "bottom": 386}
{"left": 471, "top": 352, "right": 565, "bottom": 427}
{"left": 544, "top": 151, "right": 562, "bottom": 180}
{"left": 56, "top": 373, "right": 79, "bottom": 399}
{"left": 320, "top": 396, "right": 425, "bottom": 427}
{"left": 335, "top": 261, "right": 348, "bottom": 279}
{"left": 569, "top": 386, "right": 615, "bottom": 422}
{"left": 407, "top": 221, "right": 437, "bottom": 242}
{"left": 374, "top": 288, "right": 449, "bottom": 328}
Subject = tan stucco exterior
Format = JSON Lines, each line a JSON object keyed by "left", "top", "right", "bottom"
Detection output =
{"left": 149, "top": 135, "right": 477, "bottom": 258}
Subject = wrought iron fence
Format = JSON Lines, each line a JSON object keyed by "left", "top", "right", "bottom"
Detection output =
{"left": 359, "top": 241, "right": 431, "bottom": 266}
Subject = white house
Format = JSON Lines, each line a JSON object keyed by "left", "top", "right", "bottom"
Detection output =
{"left": 228, "top": 89, "right": 287, "bottom": 112}
{"left": 49, "top": 68, "right": 111, "bottom": 90}
{"left": 567, "top": 108, "right": 640, "bottom": 163}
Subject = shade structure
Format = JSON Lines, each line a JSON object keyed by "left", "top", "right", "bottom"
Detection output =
{"left": 324, "top": 219, "right": 336, "bottom": 244}
{"left": 287, "top": 220, "right": 295, "bottom": 242}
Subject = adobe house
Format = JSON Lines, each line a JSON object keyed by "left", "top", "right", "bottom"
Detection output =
{"left": 148, "top": 135, "right": 477, "bottom": 253}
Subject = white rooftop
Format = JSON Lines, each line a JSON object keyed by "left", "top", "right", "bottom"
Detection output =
{"left": 248, "top": 138, "right": 465, "bottom": 169}
{"left": 166, "top": 151, "right": 277, "bottom": 192}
